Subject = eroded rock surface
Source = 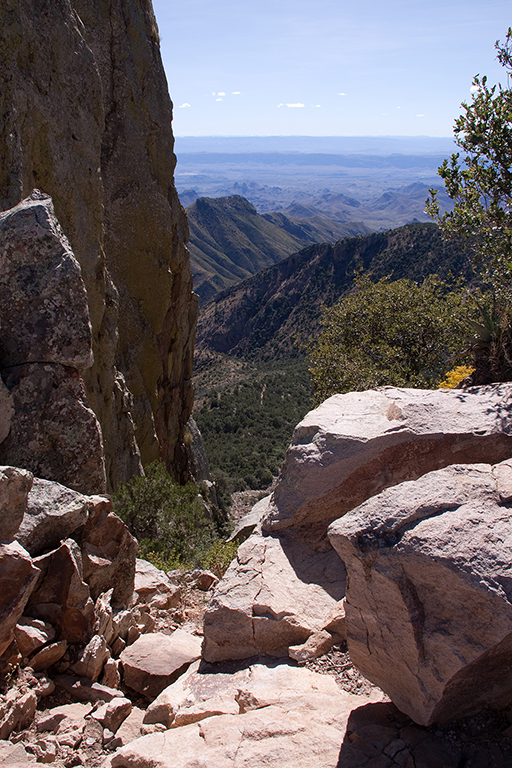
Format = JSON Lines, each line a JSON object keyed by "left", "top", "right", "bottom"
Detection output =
{"left": 0, "top": 0, "right": 196, "bottom": 490}
{"left": 203, "top": 522, "right": 345, "bottom": 662}
{"left": 329, "top": 460, "right": 512, "bottom": 726}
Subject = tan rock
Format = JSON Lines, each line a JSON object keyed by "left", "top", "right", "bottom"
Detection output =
{"left": 288, "top": 630, "right": 334, "bottom": 663}
{"left": 0, "top": 466, "right": 32, "bottom": 541}
{"left": 262, "top": 385, "right": 512, "bottom": 538}
{"left": 115, "top": 707, "right": 145, "bottom": 747}
{"left": 27, "top": 538, "right": 94, "bottom": 644}
{"left": 69, "top": 635, "right": 109, "bottom": 682}
{"left": 0, "top": 688, "right": 37, "bottom": 740}
{"left": 109, "top": 683, "right": 369, "bottom": 768}
{"left": 91, "top": 697, "right": 132, "bottom": 734}
{"left": 134, "top": 559, "right": 181, "bottom": 607}
{"left": 202, "top": 526, "right": 345, "bottom": 662}
{"left": 82, "top": 499, "right": 137, "bottom": 607}
{"left": 120, "top": 630, "right": 202, "bottom": 700}
{"left": 29, "top": 640, "right": 67, "bottom": 672}
{"left": 329, "top": 461, "right": 512, "bottom": 726}
{"left": 0, "top": 541, "right": 40, "bottom": 657}
{"left": 101, "top": 658, "right": 121, "bottom": 690}
{"left": 54, "top": 675, "right": 123, "bottom": 704}
{"left": 15, "top": 618, "right": 56, "bottom": 658}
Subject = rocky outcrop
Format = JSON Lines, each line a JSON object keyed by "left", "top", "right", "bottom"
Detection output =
{"left": 0, "top": 0, "right": 197, "bottom": 490}
{"left": 203, "top": 384, "right": 512, "bottom": 661}
{"left": 0, "top": 193, "right": 106, "bottom": 494}
{"left": 329, "top": 460, "right": 512, "bottom": 726}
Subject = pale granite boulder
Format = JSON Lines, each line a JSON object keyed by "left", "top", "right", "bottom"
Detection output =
{"left": 262, "top": 385, "right": 512, "bottom": 540}
{"left": 329, "top": 460, "right": 512, "bottom": 725}
{"left": 16, "top": 478, "right": 91, "bottom": 557}
{"left": 108, "top": 663, "right": 381, "bottom": 768}
{"left": 134, "top": 559, "right": 181, "bottom": 608}
{"left": 120, "top": 630, "right": 202, "bottom": 700}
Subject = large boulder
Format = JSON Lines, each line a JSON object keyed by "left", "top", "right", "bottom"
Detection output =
{"left": 120, "top": 631, "right": 202, "bottom": 700}
{"left": 203, "top": 384, "right": 512, "bottom": 662}
{"left": 16, "top": 478, "right": 91, "bottom": 557}
{"left": 262, "top": 385, "right": 512, "bottom": 541}
{"left": 329, "top": 460, "right": 512, "bottom": 726}
{"left": 0, "top": 0, "right": 196, "bottom": 490}
{"left": 203, "top": 520, "right": 345, "bottom": 663}
{"left": 81, "top": 497, "right": 137, "bottom": 607}
{"left": 108, "top": 662, "right": 381, "bottom": 768}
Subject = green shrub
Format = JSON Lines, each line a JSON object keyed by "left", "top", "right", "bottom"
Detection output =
{"left": 113, "top": 461, "right": 217, "bottom": 568}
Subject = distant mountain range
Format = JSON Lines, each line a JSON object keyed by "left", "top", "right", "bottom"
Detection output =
{"left": 186, "top": 186, "right": 455, "bottom": 301}
{"left": 186, "top": 195, "right": 370, "bottom": 301}
{"left": 195, "top": 222, "right": 472, "bottom": 360}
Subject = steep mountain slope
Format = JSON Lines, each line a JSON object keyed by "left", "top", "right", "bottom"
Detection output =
{"left": 187, "top": 195, "right": 368, "bottom": 300}
{"left": 196, "top": 223, "right": 471, "bottom": 360}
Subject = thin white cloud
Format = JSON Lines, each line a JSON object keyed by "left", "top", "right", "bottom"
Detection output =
{"left": 277, "top": 103, "right": 284, "bottom": 108}
{"left": 212, "top": 91, "right": 216, "bottom": 96}
{"left": 416, "top": 114, "right": 425, "bottom": 117}
{"left": 338, "top": 92, "right": 347, "bottom": 96}
{"left": 286, "top": 103, "right": 305, "bottom": 108}
{"left": 218, "top": 91, "right": 226, "bottom": 96}
{"left": 315, "top": 104, "right": 321, "bottom": 108}
{"left": 215, "top": 97, "right": 223, "bottom": 102}
{"left": 178, "top": 103, "right": 191, "bottom": 108}
{"left": 232, "top": 91, "right": 241, "bottom": 95}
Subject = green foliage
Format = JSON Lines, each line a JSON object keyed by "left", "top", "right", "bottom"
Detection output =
{"left": 427, "top": 28, "right": 512, "bottom": 383}
{"left": 112, "top": 461, "right": 217, "bottom": 568}
{"left": 194, "top": 358, "right": 312, "bottom": 490}
{"left": 201, "top": 539, "right": 238, "bottom": 578}
{"left": 307, "top": 274, "right": 470, "bottom": 404}
{"left": 426, "top": 29, "right": 512, "bottom": 284}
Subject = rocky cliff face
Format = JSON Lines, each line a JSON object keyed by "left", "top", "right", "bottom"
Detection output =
{"left": 0, "top": 0, "right": 197, "bottom": 489}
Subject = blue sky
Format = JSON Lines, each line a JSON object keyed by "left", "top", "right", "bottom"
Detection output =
{"left": 152, "top": 0, "right": 511, "bottom": 137}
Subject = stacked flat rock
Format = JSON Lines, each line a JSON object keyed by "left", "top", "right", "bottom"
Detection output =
{"left": 203, "top": 385, "right": 512, "bottom": 662}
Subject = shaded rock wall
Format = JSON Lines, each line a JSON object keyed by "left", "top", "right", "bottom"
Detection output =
{"left": 0, "top": 0, "right": 197, "bottom": 489}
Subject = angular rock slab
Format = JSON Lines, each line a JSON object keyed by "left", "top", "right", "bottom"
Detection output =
{"left": 16, "top": 477, "right": 91, "bottom": 557}
{"left": 0, "top": 363, "right": 106, "bottom": 496}
{"left": 81, "top": 497, "right": 137, "bottom": 607}
{"left": 109, "top": 665, "right": 378, "bottom": 768}
{"left": 0, "top": 465, "right": 33, "bottom": 541}
{"left": 0, "top": 191, "right": 93, "bottom": 369}
{"left": 0, "top": 541, "right": 40, "bottom": 656}
{"left": 120, "top": 630, "right": 202, "bottom": 700}
{"left": 262, "top": 385, "right": 512, "bottom": 541}
{"left": 144, "top": 659, "right": 374, "bottom": 729}
{"left": 202, "top": 524, "right": 345, "bottom": 663}
{"left": 26, "top": 538, "right": 94, "bottom": 644}
{"left": 329, "top": 460, "right": 512, "bottom": 726}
